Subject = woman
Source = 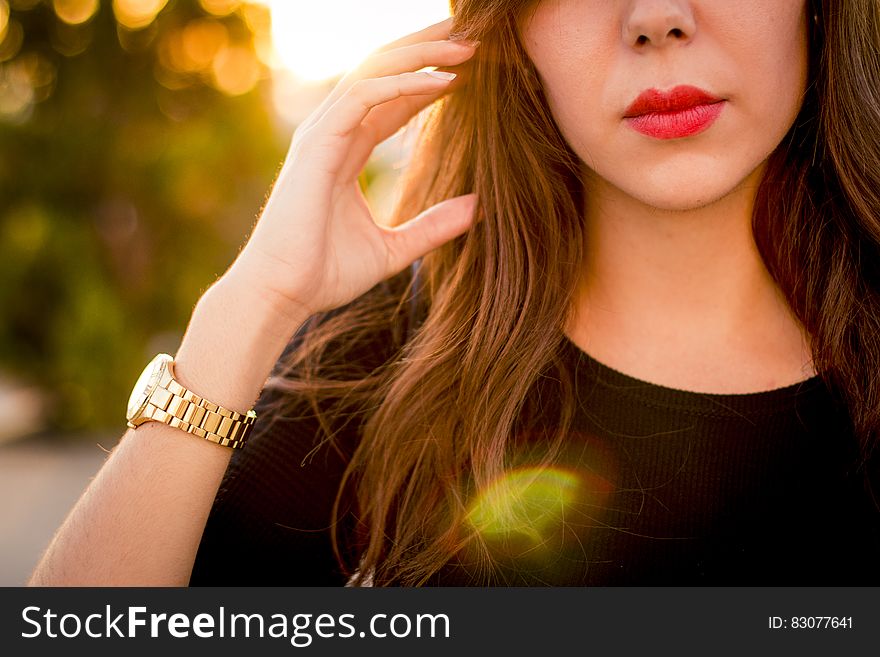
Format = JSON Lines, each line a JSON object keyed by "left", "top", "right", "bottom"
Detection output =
{"left": 30, "top": 0, "right": 880, "bottom": 586}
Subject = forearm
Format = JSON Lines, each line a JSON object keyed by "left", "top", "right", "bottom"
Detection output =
{"left": 28, "top": 275, "right": 309, "bottom": 586}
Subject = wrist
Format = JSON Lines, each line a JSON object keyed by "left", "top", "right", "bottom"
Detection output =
{"left": 172, "top": 276, "right": 311, "bottom": 416}
{"left": 223, "top": 251, "right": 320, "bottom": 324}
{"left": 211, "top": 270, "right": 314, "bottom": 342}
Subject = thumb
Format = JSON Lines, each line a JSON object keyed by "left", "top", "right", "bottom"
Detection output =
{"left": 382, "top": 193, "right": 479, "bottom": 273}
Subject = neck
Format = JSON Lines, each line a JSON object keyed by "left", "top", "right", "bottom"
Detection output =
{"left": 567, "top": 165, "right": 815, "bottom": 393}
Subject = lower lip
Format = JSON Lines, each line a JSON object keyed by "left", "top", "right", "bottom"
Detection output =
{"left": 626, "top": 101, "right": 725, "bottom": 139}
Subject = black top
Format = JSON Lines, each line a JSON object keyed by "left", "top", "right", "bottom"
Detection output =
{"left": 190, "top": 284, "right": 880, "bottom": 586}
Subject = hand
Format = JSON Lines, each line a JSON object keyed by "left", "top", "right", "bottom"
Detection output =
{"left": 228, "top": 17, "right": 479, "bottom": 320}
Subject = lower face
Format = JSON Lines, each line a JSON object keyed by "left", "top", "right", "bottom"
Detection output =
{"left": 518, "top": 0, "right": 810, "bottom": 212}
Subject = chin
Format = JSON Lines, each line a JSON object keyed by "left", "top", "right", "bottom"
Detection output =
{"left": 607, "top": 163, "right": 761, "bottom": 214}
{"left": 629, "top": 187, "right": 731, "bottom": 213}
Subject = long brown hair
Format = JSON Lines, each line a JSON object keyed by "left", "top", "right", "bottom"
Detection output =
{"left": 262, "top": 0, "right": 880, "bottom": 585}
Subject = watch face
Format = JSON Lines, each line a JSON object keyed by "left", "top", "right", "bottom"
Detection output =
{"left": 126, "top": 354, "right": 170, "bottom": 420}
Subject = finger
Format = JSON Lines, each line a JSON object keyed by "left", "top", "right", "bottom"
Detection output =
{"left": 298, "top": 71, "right": 457, "bottom": 177}
{"left": 338, "top": 91, "right": 444, "bottom": 182}
{"left": 322, "top": 70, "right": 457, "bottom": 140}
{"left": 313, "top": 40, "right": 476, "bottom": 123}
{"left": 362, "top": 60, "right": 471, "bottom": 140}
{"left": 357, "top": 39, "right": 477, "bottom": 80}
{"left": 381, "top": 194, "right": 479, "bottom": 275}
{"left": 337, "top": 63, "right": 472, "bottom": 181}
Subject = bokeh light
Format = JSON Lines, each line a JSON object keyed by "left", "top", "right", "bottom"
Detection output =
{"left": 0, "top": 51, "right": 55, "bottom": 122}
{"left": 0, "top": 17, "right": 23, "bottom": 62}
{"left": 210, "top": 43, "right": 259, "bottom": 95}
{"left": 112, "top": 0, "right": 169, "bottom": 31}
{"left": 199, "top": 0, "right": 240, "bottom": 16}
{"left": 0, "top": 1, "right": 8, "bottom": 38}
{"left": 182, "top": 18, "right": 228, "bottom": 70}
{"left": 158, "top": 18, "right": 228, "bottom": 77}
{"left": 155, "top": 14, "right": 262, "bottom": 96}
{"left": 50, "top": 18, "right": 95, "bottom": 57}
{"left": 52, "top": 0, "right": 99, "bottom": 26}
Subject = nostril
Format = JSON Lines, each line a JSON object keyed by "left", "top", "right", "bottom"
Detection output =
{"left": 634, "top": 29, "right": 685, "bottom": 46}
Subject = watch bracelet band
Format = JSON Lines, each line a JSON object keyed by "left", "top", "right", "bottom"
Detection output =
{"left": 139, "top": 367, "right": 256, "bottom": 449}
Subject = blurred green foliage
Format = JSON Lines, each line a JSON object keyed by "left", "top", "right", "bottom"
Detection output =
{"left": 0, "top": 0, "right": 290, "bottom": 435}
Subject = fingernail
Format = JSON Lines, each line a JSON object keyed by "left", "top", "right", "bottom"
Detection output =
{"left": 425, "top": 70, "right": 457, "bottom": 81}
{"left": 455, "top": 39, "right": 480, "bottom": 48}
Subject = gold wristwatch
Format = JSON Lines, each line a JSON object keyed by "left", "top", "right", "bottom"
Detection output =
{"left": 126, "top": 353, "right": 256, "bottom": 449}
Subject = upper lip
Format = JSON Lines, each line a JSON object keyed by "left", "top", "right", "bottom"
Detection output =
{"left": 624, "top": 85, "right": 723, "bottom": 117}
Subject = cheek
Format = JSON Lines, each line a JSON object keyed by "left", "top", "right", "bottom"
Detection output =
{"left": 539, "top": 66, "right": 618, "bottom": 173}
{"left": 733, "top": 6, "right": 809, "bottom": 128}
{"left": 527, "top": 45, "right": 616, "bottom": 164}
{"left": 521, "top": 1, "right": 617, "bottom": 123}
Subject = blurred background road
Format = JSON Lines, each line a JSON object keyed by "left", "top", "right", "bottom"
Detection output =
{"left": 0, "top": 433, "right": 115, "bottom": 585}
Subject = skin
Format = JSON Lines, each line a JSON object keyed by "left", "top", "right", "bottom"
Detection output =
{"left": 520, "top": 0, "right": 816, "bottom": 393}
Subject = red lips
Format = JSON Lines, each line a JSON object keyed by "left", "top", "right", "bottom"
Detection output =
{"left": 624, "top": 85, "right": 725, "bottom": 139}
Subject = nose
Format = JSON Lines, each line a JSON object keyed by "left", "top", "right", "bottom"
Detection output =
{"left": 623, "top": 0, "right": 696, "bottom": 49}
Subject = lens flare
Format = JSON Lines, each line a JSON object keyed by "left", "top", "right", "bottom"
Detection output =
{"left": 461, "top": 433, "right": 620, "bottom": 582}
{"left": 467, "top": 467, "right": 582, "bottom": 545}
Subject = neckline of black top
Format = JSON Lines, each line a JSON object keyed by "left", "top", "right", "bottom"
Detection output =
{"left": 560, "top": 334, "right": 827, "bottom": 418}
